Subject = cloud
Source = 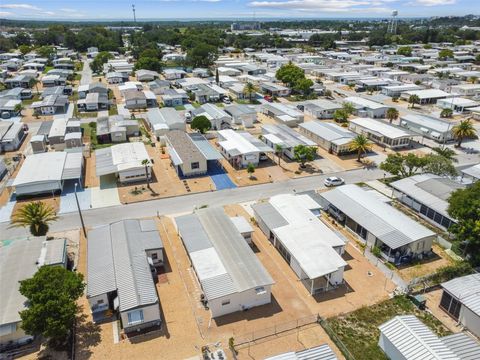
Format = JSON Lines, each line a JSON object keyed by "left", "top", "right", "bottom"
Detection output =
{"left": 0, "top": 11, "right": 13, "bottom": 16}
{"left": 249, "top": 0, "right": 394, "bottom": 12}
{"left": 0, "top": 3, "right": 41, "bottom": 10}
{"left": 412, "top": 0, "right": 456, "bottom": 5}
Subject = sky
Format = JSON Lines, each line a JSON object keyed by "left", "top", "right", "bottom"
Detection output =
{"left": 0, "top": 0, "right": 478, "bottom": 20}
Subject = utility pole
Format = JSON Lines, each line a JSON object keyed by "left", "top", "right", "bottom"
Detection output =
{"left": 74, "top": 183, "right": 87, "bottom": 238}
{"left": 132, "top": 4, "right": 136, "bottom": 23}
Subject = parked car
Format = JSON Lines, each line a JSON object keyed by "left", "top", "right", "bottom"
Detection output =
{"left": 185, "top": 111, "right": 192, "bottom": 122}
{"left": 222, "top": 97, "right": 231, "bottom": 104}
{"left": 259, "top": 152, "right": 268, "bottom": 161}
{"left": 324, "top": 176, "right": 345, "bottom": 187}
{"left": 263, "top": 95, "right": 273, "bottom": 102}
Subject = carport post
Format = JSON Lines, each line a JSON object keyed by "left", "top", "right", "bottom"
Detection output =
{"left": 74, "top": 183, "right": 87, "bottom": 237}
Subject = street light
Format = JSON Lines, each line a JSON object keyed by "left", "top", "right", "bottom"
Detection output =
{"left": 74, "top": 183, "right": 87, "bottom": 237}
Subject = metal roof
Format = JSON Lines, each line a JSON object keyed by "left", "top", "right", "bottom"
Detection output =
{"left": 461, "top": 163, "right": 480, "bottom": 180}
{"left": 350, "top": 117, "right": 414, "bottom": 140}
{"left": 379, "top": 315, "right": 459, "bottom": 360}
{"left": 262, "top": 124, "right": 316, "bottom": 149}
{"left": 61, "top": 152, "right": 83, "bottom": 180}
{"left": 265, "top": 344, "right": 337, "bottom": 360}
{"left": 391, "top": 174, "right": 466, "bottom": 219}
{"left": 0, "top": 236, "right": 66, "bottom": 326}
{"left": 13, "top": 152, "right": 66, "bottom": 186}
{"left": 441, "top": 333, "right": 480, "bottom": 360}
{"left": 95, "top": 142, "right": 151, "bottom": 177}
{"left": 165, "top": 130, "right": 207, "bottom": 166}
{"left": 87, "top": 219, "right": 163, "bottom": 312}
{"left": 175, "top": 207, "right": 274, "bottom": 301}
{"left": 442, "top": 274, "right": 480, "bottom": 317}
{"left": 320, "top": 185, "right": 435, "bottom": 250}
{"left": 299, "top": 121, "right": 355, "bottom": 145}
{"left": 252, "top": 202, "right": 289, "bottom": 230}
{"left": 189, "top": 133, "right": 223, "bottom": 161}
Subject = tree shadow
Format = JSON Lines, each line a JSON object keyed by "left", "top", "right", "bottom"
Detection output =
{"left": 74, "top": 312, "right": 101, "bottom": 360}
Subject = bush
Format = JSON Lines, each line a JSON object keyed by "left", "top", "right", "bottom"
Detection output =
{"left": 372, "top": 246, "right": 382, "bottom": 258}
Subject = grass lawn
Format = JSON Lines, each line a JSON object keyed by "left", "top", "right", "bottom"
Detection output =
{"left": 325, "top": 296, "right": 451, "bottom": 360}
{"left": 109, "top": 104, "right": 118, "bottom": 116}
{"left": 191, "top": 102, "right": 201, "bottom": 108}
{"left": 22, "top": 94, "right": 41, "bottom": 106}
{"left": 215, "top": 102, "right": 224, "bottom": 108}
{"left": 42, "top": 66, "right": 54, "bottom": 74}
{"left": 174, "top": 105, "right": 186, "bottom": 110}
{"left": 74, "top": 73, "right": 82, "bottom": 81}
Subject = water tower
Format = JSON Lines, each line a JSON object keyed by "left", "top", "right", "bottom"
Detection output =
{"left": 388, "top": 10, "right": 398, "bottom": 34}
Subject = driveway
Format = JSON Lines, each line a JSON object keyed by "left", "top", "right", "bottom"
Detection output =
{"left": 0, "top": 195, "right": 16, "bottom": 223}
{"left": 80, "top": 59, "right": 92, "bottom": 85}
{"left": 59, "top": 182, "right": 92, "bottom": 214}
{"left": 208, "top": 161, "right": 237, "bottom": 190}
{"left": 90, "top": 175, "right": 121, "bottom": 209}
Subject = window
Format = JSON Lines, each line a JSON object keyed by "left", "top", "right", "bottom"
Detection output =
{"left": 255, "top": 287, "right": 266, "bottom": 295}
{"left": 127, "top": 309, "right": 144, "bottom": 325}
{"left": 97, "top": 299, "right": 104, "bottom": 304}
{"left": 191, "top": 162, "right": 200, "bottom": 170}
{"left": 151, "top": 253, "right": 158, "bottom": 260}
{"left": 221, "top": 300, "right": 230, "bottom": 306}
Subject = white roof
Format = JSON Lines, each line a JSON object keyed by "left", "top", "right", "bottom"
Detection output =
{"left": 267, "top": 194, "right": 347, "bottom": 279}
{"left": 48, "top": 117, "right": 67, "bottom": 138}
{"left": 379, "top": 315, "right": 459, "bottom": 360}
{"left": 218, "top": 129, "right": 270, "bottom": 155}
{"left": 230, "top": 216, "right": 254, "bottom": 234}
{"left": 95, "top": 142, "right": 151, "bottom": 176}
{"left": 442, "top": 274, "right": 480, "bottom": 317}
{"left": 350, "top": 117, "right": 413, "bottom": 139}
{"left": 13, "top": 152, "right": 66, "bottom": 186}
{"left": 344, "top": 96, "right": 387, "bottom": 110}
{"left": 402, "top": 89, "right": 451, "bottom": 99}
{"left": 401, "top": 114, "right": 453, "bottom": 133}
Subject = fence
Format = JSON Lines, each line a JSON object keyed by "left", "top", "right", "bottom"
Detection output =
{"left": 318, "top": 317, "right": 356, "bottom": 360}
{"left": 233, "top": 313, "right": 319, "bottom": 347}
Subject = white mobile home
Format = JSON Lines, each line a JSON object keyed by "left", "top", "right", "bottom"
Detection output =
{"left": 87, "top": 219, "right": 163, "bottom": 332}
{"left": 400, "top": 89, "right": 451, "bottom": 104}
{"left": 262, "top": 102, "right": 304, "bottom": 127}
{"left": 261, "top": 124, "right": 316, "bottom": 160}
{"left": 303, "top": 99, "right": 341, "bottom": 119}
{"left": 217, "top": 129, "right": 272, "bottom": 168}
{"left": 95, "top": 142, "right": 151, "bottom": 183}
{"left": 440, "top": 274, "right": 480, "bottom": 339}
{"left": 399, "top": 114, "right": 454, "bottom": 143}
{"left": 349, "top": 117, "right": 414, "bottom": 149}
{"left": 390, "top": 174, "right": 466, "bottom": 230}
{"left": 0, "top": 237, "right": 67, "bottom": 348}
{"left": 253, "top": 194, "right": 347, "bottom": 295}
{"left": 320, "top": 184, "right": 435, "bottom": 264}
{"left": 12, "top": 152, "right": 83, "bottom": 197}
{"left": 344, "top": 97, "right": 388, "bottom": 119}
{"left": 299, "top": 121, "right": 355, "bottom": 155}
{"left": 146, "top": 108, "right": 186, "bottom": 138}
{"left": 175, "top": 207, "right": 274, "bottom": 318}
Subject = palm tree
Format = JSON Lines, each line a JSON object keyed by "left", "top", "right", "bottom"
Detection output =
{"left": 452, "top": 119, "right": 476, "bottom": 148}
{"left": 408, "top": 94, "right": 420, "bottom": 108}
{"left": 350, "top": 134, "right": 372, "bottom": 162}
{"left": 142, "top": 159, "right": 151, "bottom": 189}
{"left": 432, "top": 147, "right": 458, "bottom": 162}
{"left": 275, "top": 144, "right": 283, "bottom": 166}
{"left": 29, "top": 78, "right": 39, "bottom": 95}
{"left": 10, "top": 201, "right": 58, "bottom": 236}
{"left": 386, "top": 107, "right": 399, "bottom": 124}
{"left": 243, "top": 82, "right": 257, "bottom": 103}
{"left": 342, "top": 102, "right": 355, "bottom": 116}
{"left": 14, "top": 103, "right": 24, "bottom": 116}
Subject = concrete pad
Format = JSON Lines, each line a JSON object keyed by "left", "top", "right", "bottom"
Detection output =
{"left": 59, "top": 189, "right": 92, "bottom": 214}
{"left": 0, "top": 199, "right": 16, "bottom": 223}
{"left": 91, "top": 175, "right": 120, "bottom": 208}
{"left": 312, "top": 158, "right": 345, "bottom": 173}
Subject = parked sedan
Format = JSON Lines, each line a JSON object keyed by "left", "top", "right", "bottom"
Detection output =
{"left": 324, "top": 176, "right": 345, "bottom": 187}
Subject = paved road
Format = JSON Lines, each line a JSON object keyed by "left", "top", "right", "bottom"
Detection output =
{"left": 79, "top": 58, "right": 92, "bottom": 85}
{"left": 0, "top": 167, "right": 385, "bottom": 240}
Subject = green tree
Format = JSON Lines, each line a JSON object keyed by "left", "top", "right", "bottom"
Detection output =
{"left": 36, "top": 45, "right": 55, "bottom": 60}
{"left": 14, "top": 103, "right": 24, "bottom": 116}
{"left": 333, "top": 109, "right": 349, "bottom": 123}
{"left": 91, "top": 51, "right": 114, "bottom": 74}
{"left": 380, "top": 153, "right": 427, "bottom": 178}
{"left": 191, "top": 115, "right": 212, "bottom": 134}
{"left": 452, "top": 119, "right": 476, "bottom": 148}
{"left": 10, "top": 201, "right": 58, "bottom": 236}
{"left": 29, "top": 77, "right": 39, "bottom": 94}
{"left": 293, "top": 145, "right": 316, "bottom": 168}
{"left": 19, "top": 266, "right": 85, "bottom": 348}
{"left": 142, "top": 159, "right": 151, "bottom": 190}
{"left": 422, "top": 154, "right": 457, "bottom": 177}
{"left": 469, "top": 76, "right": 478, "bottom": 84}
{"left": 324, "top": 89, "right": 332, "bottom": 98}
{"left": 447, "top": 182, "right": 480, "bottom": 265}
{"left": 439, "top": 48, "right": 454, "bottom": 60}
{"left": 243, "top": 82, "right": 258, "bottom": 103}
{"left": 186, "top": 43, "right": 218, "bottom": 68}
{"left": 18, "top": 44, "right": 31, "bottom": 55}
{"left": 386, "top": 107, "right": 399, "bottom": 124}
{"left": 431, "top": 147, "right": 457, "bottom": 162}
{"left": 294, "top": 78, "right": 314, "bottom": 96}
{"left": 397, "top": 46, "right": 413, "bottom": 57}
{"left": 247, "top": 162, "right": 256, "bottom": 179}
{"left": 440, "top": 108, "right": 453, "bottom": 118}
{"left": 342, "top": 102, "right": 355, "bottom": 116}
{"left": 135, "top": 57, "right": 162, "bottom": 72}
{"left": 408, "top": 94, "right": 420, "bottom": 108}
{"left": 275, "top": 62, "right": 305, "bottom": 88}
{"left": 349, "top": 134, "right": 372, "bottom": 162}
